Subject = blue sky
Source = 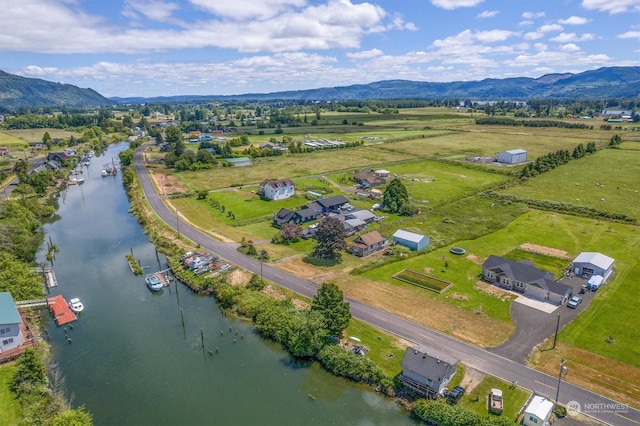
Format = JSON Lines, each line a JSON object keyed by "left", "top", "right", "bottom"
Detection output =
{"left": 1, "top": 0, "right": 639, "bottom": 98}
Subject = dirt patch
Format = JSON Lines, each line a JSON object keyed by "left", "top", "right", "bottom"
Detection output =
{"left": 449, "top": 293, "right": 469, "bottom": 301}
{"left": 274, "top": 257, "right": 326, "bottom": 279}
{"left": 260, "top": 284, "right": 309, "bottom": 310}
{"left": 149, "top": 170, "right": 188, "bottom": 195}
{"left": 226, "top": 269, "right": 252, "bottom": 286}
{"left": 467, "top": 254, "right": 485, "bottom": 265}
{"left": 520, "top": 243, "right": 570, "bottom": 259}
{"left": 474, "top": 281, "right": 515, "bottom": 302}
{"left": 459, "top": 367, "right": 486, "bottom": 393}
{"left": 423, "top": 267, "right": 434, "bottom": 274}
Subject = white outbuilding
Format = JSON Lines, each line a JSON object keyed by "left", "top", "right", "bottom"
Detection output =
{"left": 572, "top": 252, "right": 615, "bottom": 281}
{"left": 497, "top": 149, "right": 527, "bottom": 164}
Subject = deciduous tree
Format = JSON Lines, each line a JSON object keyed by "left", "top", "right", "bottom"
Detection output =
{"left": 311, "top": 216, "right": 346, "bottom": 261}
{"left": 382, "top": 178, "right": 409, "bottom": 213}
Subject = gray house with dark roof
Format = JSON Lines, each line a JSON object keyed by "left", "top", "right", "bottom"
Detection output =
{"left": 399, "top": 347, "right": 458, "bottom": 398}
{"left": 482, "top": 255, "right": 572, "bottom": 305}
{"left": 305, "top": 195, "right": 349, "bottom": 214}
{"left": 272, "top": 207, "right": 317, "bottom": 228}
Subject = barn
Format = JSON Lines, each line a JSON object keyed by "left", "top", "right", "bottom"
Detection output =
{"left": 572, "top": 252, "right": 615, "bottom": 281}
{"left": 392, "top": 230, "right": 429, "bottom": 251}
{"left": 497, "top": 149, "right": 527, "bottom": 164}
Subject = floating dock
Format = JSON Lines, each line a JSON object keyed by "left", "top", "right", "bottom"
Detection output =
{"left": 34, "top": 267, "right": 58, "bottom": 288}
{"left": 46, "top": 295, "right": 77, "bottom": 326}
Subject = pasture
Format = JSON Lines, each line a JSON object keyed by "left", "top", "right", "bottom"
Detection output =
{"left": 501, "top": 146, "right": 640, "bottom": 220}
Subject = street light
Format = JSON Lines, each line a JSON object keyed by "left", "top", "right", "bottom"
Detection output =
{"left": 556, "top": 359, "right": 568, "bottom": 404}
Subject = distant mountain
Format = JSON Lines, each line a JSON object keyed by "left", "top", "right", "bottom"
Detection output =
{"left": 113, "top": 66, "right": 640, "bottom": 103}
{"left": 0, "top": 70, "right": 114, "bottom": 109}
{"left": 2, "top": 66, "right": 639, "bottom": 108}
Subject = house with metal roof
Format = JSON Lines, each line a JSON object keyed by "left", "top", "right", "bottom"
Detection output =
{"left": 392, "top": 230, "right": 430, "bottom": 251}
{"left": 399, "top": 347, "right": 458, "bottom": 398}
{"left": 305, "top": 195, "right": 349, "bottom": 214}
{"left": 571, "top": 252, "right": 614, "bottom": 281}
{"left": 482, "top": 255, "right": 572, "bottom": 305}
{"left": 0, "top": 292, "right": 25, "bottom": 354}
{"left": 272, "top": 207, "right": 317, "bottom": 228}
{"left": 497, "top": 148, "right": 527, "bottom": 164}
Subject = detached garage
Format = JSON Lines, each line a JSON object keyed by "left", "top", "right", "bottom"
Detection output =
{"left": 572, "top": 252, "right": 614, "bottom": 281}
{"left": 392, "top": 230, "right": 430, "bottom": 251}
{"left": 497, "top": 149, "right": 527, "bottom": 164}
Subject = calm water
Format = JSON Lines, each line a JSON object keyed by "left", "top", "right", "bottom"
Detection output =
{"left": 39, "top": 143, "right": 412, "bottom": 426}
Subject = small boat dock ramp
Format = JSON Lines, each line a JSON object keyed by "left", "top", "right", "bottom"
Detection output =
{"left": 33, "top": 267, "right": 58, "bottom": 288}
{"left": 46, "top": 295, "right": 77, "bottom": 326}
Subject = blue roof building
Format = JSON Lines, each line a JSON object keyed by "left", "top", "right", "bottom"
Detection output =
{"left": 0, "top": 292, "right": 25, "bottom": 353}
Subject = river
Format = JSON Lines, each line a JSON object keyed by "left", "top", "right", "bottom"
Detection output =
{"left": 39, "top": 143, "right": 413, "bottom": 426}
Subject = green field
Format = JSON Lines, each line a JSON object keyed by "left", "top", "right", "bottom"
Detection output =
{"left": 0, "top": 364, "right": 21, "bottom": 425}
{"left": 503, "top": 248, "right": 569, "bottom": 279}
{"left": 457, "top": 376, "right": 530, "bottom": 421}
{"left": 501, "top": 146, "right": 640, "bottom": 220}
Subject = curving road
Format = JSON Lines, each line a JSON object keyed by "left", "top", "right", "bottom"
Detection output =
{"left": 134, "top": 145, "right": 639, "bottom": 426}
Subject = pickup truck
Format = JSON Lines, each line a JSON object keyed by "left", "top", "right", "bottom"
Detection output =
{"left": 489, "top": 388, "right": 503, "bottom": 414}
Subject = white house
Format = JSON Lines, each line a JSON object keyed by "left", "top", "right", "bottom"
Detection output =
{"left": 572, "top": 252, "right": 614, "bottom": 281}
{"left": 0, "top": 292, "right": 25, "bottom": 354}
{"left": 522, "top": 395, "right": 554, "bottom": 426}
{"left": 260, "top": 178, "right": 295, "bottom": 201}
{"left": 497, "top": 149, "right": 527, "bottom": 164}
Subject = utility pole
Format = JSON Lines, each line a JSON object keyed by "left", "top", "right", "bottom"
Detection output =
{"left": 552, "top": 312, "right": 561, "bottom": 349}
{"left": 556, "top": 359, "right": 568, "bottom": 404}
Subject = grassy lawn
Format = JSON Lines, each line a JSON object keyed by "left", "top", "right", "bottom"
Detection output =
{"left": 457, "top": 376, "right": 530, "bottom": 421}
{"left": 503, "top": 248, "right": 570, "bottom": 279}
{"left": 0, "top": 364, "right": 21, "bottom": 425}
{"left": 501, "top": 147, "right": 640, "bottom": 220}
{"left": 344, "top": 319, "right": 406, "bottom": 378}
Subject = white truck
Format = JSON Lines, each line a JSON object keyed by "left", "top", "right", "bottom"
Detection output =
{"left": 489, "top": 388, "right": 503, "bottom": 415}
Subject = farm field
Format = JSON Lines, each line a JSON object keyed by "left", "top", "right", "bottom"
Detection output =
{"left": 147, "top": 107, "right": 640, "bottom": 405}
{"left": 3, "top": 128, "right": 81, "bottom": 144}
{"left": 501, "top": 146, "right": 640, "bottom": 220}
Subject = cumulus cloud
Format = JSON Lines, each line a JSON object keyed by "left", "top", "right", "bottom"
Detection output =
{"left": 122, "top": 0, "right": 182, "bottom": 24}
{"left": 550, "top": 32, "right": 594, "bottom": 42}
{"left": 188, "top": 0, "right": 307, "bottom": 20}
{"left": 430, "top": 0, "right": 484, "bottom": 10}
{"left": 539, "top": 24, "right": 564, "bottom": 33}
{"left": 618, "top": 30, "right": 640, "bottom": 39}
{"left": 522, "top": 11, "right": 545, "bottom": 19}
{"left": 558, "top": 16, "right": 590, "bottom": 25}
{"left": 477, "top": 10, "right": 499, "bottom": 19}
{"left": 581, "top": 0, "right": 640, "bottom": 14}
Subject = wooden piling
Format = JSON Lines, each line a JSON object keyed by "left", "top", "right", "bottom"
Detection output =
{"left": 180, "top": 308, "right": 185, "bottom": 327}
{"left": 200, "top": 328, "right": 204, "bottom": 348}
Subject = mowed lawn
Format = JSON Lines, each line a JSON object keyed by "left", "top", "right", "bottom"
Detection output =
{"left": 501, "top": 147, "right": 640, "bottom": 220}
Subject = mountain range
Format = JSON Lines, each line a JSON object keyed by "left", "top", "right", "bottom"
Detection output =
{"left": 1, "top": 66, "right": 639, "bottom": 109}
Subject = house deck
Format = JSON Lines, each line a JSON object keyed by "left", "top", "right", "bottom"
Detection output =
{"left": 47, "top": 295, "right": 77, "bottom": 326}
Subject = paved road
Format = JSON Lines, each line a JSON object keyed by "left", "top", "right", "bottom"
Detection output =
{"left": 134, "top": 146, "right": 640, "bottom": 426}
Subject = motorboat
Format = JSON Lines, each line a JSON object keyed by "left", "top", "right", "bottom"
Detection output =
{"left": 145, "top": 273, "right": 163, "bottom": 291}
{"left": 68, "top": 298, "right": 84, "bottom": 313}
{"left": 77, "top": 177, "right": 85, "bottom": 184}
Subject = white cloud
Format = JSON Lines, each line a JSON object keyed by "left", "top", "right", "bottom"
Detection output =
{"left": 522, "top": 11, "right": 545, "bottom": 19}
{"left": 550, "top": 32, "right": 594, "bottom": 42}
{"left": 581, "top": 0, "right": 640, "bottom": 14}
{"left": 477, "top": 10, "right": 499, "bottom": 19}
{"left": 519, "top": 20, "right": 534, "bottom": 27}
{"left": 618, "top": 30, "right": 640, "bottom": 39}
{"left": 558, "top": 16, "right": 590, "bottom": 25}
{"left": 561, "top": 43, "right": 581, "bottom": 52}
{"left": 539, "top": 24, "right": 564, "bottom": 33}
{"left": 0, "top": 0, "right": 391, "bottom": 54}
{"left": 346, "top": 48, "right": 383, "bottom": 59}
{"left": 524, "top": 32, "right": 544, "bottom": 40}
{"left": 430, "top": 0, "right": 484, "bottom": 10}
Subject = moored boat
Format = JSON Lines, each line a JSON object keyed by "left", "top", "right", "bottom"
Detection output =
{"left": 68, "top": 297, "right": 84, "bottom": 313}
{"left": 145, "top": 273, "right": 163, "bottom": 291}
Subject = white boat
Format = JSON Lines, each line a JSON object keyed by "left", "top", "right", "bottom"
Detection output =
{"left": 77, "top": 177, "right": 85, "bottom": 185}
{"left": 145, "top": 273, "right": 164, "bottom": 291}
{"left": 68, "top": 298, "right": 84, "bottom": 313}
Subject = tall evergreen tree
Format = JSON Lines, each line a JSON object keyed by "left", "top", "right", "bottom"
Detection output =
{"left": 312, "top": 283, "right": 351, "bottom": 337}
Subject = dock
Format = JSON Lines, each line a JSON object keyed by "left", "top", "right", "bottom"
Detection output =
{"left": 152, "top": 269, "right": 173, "bottom": 287}
{"left": 33, "top": 267, "right": 58, "bottom": 288}
{"left": 46, "top": 295, "right": 77, "bottom": 326}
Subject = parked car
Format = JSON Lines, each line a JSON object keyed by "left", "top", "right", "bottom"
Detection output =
{"left": 567, "top": 295, "right": 583, "bottom": 309}
{"left": 448, "top": 386, "right": 465, "bottom": 403}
